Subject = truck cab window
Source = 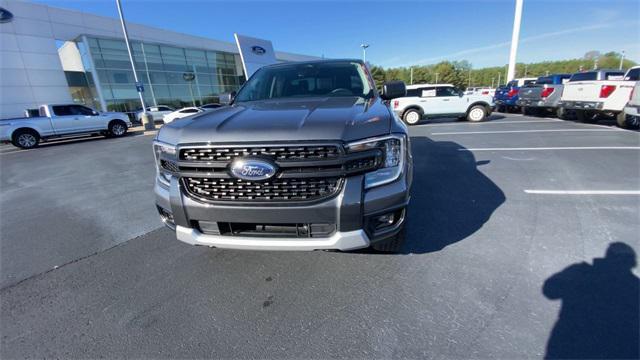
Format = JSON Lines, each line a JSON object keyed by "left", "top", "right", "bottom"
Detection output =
{"left": 436, "top": 87, "right": 458, "bottom": 97}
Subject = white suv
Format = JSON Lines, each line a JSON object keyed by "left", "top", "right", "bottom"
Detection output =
{"left": 392, "top": 84, "right": 494, "bottom": 125}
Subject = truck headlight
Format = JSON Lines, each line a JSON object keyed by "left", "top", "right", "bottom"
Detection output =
{"left": 153, "top": 141, "right": 176, "bottom": 187}
{"left": 347, "top": 134, "right": 406, "bottom": 189}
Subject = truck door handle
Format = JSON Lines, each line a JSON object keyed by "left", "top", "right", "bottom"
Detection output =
{"left": 442, "top": 99, "right": 450, "bottom": 102}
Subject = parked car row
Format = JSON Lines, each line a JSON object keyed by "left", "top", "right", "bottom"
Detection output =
{"left": 135, "top": 103, "right": 222, "bottom": 123}
{"left": 494, "top": 66, "right": 639, "bottom": 128}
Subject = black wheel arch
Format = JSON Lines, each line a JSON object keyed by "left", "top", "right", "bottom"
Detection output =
{"left": 401, "top": 106, "right": 425, "bottom": 118}
{"left": 12, "top": 127, "right": 41, "bottom": 140}
{"left": 467, "top": 101, "right": 491, "bottom": 114}
{"left": 108, "top": 119, "right": 128, "bottom": 128}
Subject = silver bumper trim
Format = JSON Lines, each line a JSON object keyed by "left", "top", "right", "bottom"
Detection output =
{"left": 175, "top": 225, "right": 370, "bottom": 251}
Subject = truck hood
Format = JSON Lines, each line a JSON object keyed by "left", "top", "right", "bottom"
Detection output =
{"left": 156, "top": 96, "right": 393, "bottom": 144}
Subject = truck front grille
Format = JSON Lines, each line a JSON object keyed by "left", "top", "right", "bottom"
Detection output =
{"left": 180, "top": 145, "right": 340, "bottom": 162}
{"left": 183, "top": 177, "right": 342, "bottom": 202}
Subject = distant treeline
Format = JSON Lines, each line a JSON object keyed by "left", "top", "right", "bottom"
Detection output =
{"left": 370, "top": 51, "right": 636, "bottom": 90}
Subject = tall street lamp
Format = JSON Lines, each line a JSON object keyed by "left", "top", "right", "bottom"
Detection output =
{"left": 506, "top": 0, "right": 524, "bottom": 81}
{"left": 115, "top": 0, "right": 154, "bottom": 130}
{"left": 360, "top": 43, "right": 369, "bottom": 63}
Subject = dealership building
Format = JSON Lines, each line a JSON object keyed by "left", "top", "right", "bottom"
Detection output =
{"left": 0, "top": 1, "right": 317, "bottom": 119}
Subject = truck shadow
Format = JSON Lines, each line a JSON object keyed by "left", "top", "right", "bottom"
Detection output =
{"left": 354, "top": 137, "right": 505, "bottom": 255}
{"left": 401, "top": 137, "right": 505, "bottom": 254}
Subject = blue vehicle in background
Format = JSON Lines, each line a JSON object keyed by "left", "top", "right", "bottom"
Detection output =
{"left": 494, "top": 77, "right": 537, "bottom": 112}
{"left": 517, "top": 74, "right": 572, "bottom": 117}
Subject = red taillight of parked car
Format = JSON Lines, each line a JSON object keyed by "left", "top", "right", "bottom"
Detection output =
{"left": 507, "top": 89, "right": 519, "bottom": 98}
{"left": 540, "top": 87, "right": 555, "bottom": 98}
{"left": 393, "top": 100, "right": 399, "bottom": 109}
{"left": 599, "top": 85, "right": 616, "bottom": 98}
{"left": 481, "top": 91, "right": 489, "bottom": 95}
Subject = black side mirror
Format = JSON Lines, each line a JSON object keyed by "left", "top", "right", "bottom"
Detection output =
{"left": 380, "top": 81, "right": 406, "bottom": 100}
{"left": 92, "top": 110, "right": 99, "bottom": 116}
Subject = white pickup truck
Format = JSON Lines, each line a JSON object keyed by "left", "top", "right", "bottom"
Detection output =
{"left": 0, "top": 104, "right": 131, "bottom": 149}
{"left": 559, "top": 67, "right": 640, "bottom": 127}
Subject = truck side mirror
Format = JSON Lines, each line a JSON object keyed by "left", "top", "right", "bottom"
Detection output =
{"left": 380, "top": 81, "right": 406, "bottom": 100}
{"left": 220, "top": 91, "right": 236, "bottom": 105}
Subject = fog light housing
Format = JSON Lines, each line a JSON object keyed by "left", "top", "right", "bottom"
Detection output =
{"left": 375, "top": 213, "right": 395, "bottom": 229}
{"left": 157, "top": 206, "right": 175, "bottom": 230}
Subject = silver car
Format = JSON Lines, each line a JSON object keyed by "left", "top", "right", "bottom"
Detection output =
{"left": 136, "top": 105, "right": 175, "bottom": 122}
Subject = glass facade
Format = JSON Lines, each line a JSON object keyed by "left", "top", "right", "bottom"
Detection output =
{"left": 77, "top": 36, "right": 244, "bottom": 115}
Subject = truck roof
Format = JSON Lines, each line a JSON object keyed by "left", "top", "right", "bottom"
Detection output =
{"left": 406, "top": 84, "right": 454, "bottom": 89}
{"left": 263, "top": 59, "right": 364, "bottom": 68}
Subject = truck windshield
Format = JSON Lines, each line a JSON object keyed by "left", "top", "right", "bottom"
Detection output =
{"left": 536, "top": 77, "right": 553, "bottom": 85}
{"left": 569, "top": 72, "right": 597, "bottom": 82}
{"left": 234, "top": 61, "right": 373, "bottom": 102}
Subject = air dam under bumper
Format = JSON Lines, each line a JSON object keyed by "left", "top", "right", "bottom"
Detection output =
{"left": 175, "top": 225, "right": 369, "bottom": 251}
{"left": 155, "top": 171, "right": 409, "bottom": 251}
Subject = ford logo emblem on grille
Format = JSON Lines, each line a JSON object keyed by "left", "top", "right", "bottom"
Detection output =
{"left": 230, "top": 158, "right": 277, "bottom": 181}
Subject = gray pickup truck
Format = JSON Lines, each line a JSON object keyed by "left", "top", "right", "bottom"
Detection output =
{"left": 517, "top": 74, "right": 572, "bottom": 117}
{"left": 153, "top": 59, "right": 413, "bottom": 252}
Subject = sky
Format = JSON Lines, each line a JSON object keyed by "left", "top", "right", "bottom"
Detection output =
{"left": 33, "top": 0, "right": 640, "bottom": 69}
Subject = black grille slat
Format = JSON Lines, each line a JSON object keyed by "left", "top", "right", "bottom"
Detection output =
{"left": 184, "top": 177, "right": 341, "bottom": 202}
{"left": 180, "top": 145, "right": 341, "bottom": 162}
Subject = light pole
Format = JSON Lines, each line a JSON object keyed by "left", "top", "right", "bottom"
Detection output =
{"left": 468, "top": 68, "right": 472, "bottom": 87}
{"left": 619, "top": 50, "right": 625, "bottom": 70}
{"left": 435, "top": 72, "right": 439, "bottom": 84}
{"left": 360, "top": 43, "right": 369, "bottom": 63}
{"left": 506, "top": 0, "right": 524, "bottom": 81}
{"left": 115, "top": 0, "right": 154, "bottom": 129}
{"left": 410, "top": 67, "right": 414, "bottom": 85}
{"left": 497, "top": 72, "right": 501, "bottom": 87}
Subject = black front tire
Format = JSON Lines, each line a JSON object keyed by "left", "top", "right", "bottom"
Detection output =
{"left": 617, "top": 112, "right": 639, "bottom": 129}
{"left": 556, "top": 107, "right": 568, "bottom": 120}
{"left": 11, "top": 129, "right": 40, "bottom": 149}
{"left": 108, "top": 120, "right": 128, "bottom": 137}
{"left": 370, "top": 227, "right": 406, "bottom": 253}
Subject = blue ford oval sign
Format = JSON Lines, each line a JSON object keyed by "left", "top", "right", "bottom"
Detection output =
{"left": 0, "top": 7, "right": 14, "bottom": 23}
{"left": 230, "top": 158, "right": 277, "bottom": 181}
{"left": 251, "top": 46, "right": 266, "bottom": 55}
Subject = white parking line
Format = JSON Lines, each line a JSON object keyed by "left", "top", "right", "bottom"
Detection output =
{"left": 432, "top": 129, "right": 621, "bottom": 135}
{"left": 460, "top": 146, "right": 640, "bottom": 151}
{"left": 525, "top": 190, "right": 640, "bottom": 195}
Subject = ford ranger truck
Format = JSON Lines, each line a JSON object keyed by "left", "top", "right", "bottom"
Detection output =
{"left": 517, "top": 74, "right": 572, "bottom": 117}
{"left": 153, "top": 60, "right": 413, "bottom": 252}
{"left": 559, "top": 67, "right": 637, "bottom": 126}
{"left": 494, "top": 77, "right": 537, "bottom": 112}
{"left": 0, "top": 104, "right": 131, "bottom": 149}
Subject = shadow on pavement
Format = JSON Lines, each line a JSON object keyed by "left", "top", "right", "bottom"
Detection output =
{"left": 543, "top": 242, "right": 639, "bottom": 359}
{"left": 420, "top": 114, "right": 506, "bottom": 125}
{"left": 402, "top": 137, "right": 505, "bottom": 254}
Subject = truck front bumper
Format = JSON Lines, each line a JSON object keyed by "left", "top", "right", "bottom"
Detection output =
{"left": 155, "top": 170, "right": 410, "bottom": 251}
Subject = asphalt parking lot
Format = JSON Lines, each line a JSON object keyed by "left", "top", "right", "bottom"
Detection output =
{"left": 1, "top": 113, "right": 638, "bottom": 359}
